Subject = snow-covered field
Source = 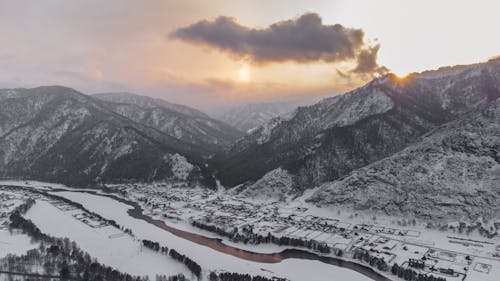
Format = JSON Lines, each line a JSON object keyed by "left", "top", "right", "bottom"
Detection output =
{"left": 0, "top": 230, "right": 36, "bottom": 258}
{"left": 0, "top": 188, "right": 39, "bottom": 259}
{"left": 25, "top": 199, "right": 190, "bottom": 280}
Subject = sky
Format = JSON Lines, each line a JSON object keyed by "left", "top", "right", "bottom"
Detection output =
{"left": 0, "top": 0, "right": 499, "bottom": 112}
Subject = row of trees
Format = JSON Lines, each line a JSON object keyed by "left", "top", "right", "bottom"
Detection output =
{"left": 352, "top": 248, "right": 389, "bottom": 271}
{"left": 142, "top": 240, "right": 165, "bottom": 253}
{"left": 191, "top": 221, "right": 234, "bottom": 240}
{"left": 425, "top": 220, "right": 498, "bottom": 239}
{"left": 169, "top": 250, "right": 201, "bottom": 280}
{"left": 208, "top": 272, "right": 287, "bottom": 281}
{"left": 391, "top": 263, "right": 447, "bottom": 281}
{"left": 141, "top": 240, "right": 201, "bottom": 280}
{"left": 191, "top": 221, "right": 330, "bottom": 254}
{"left": 352, "top": 248, "right": 448, "bottom": 281}
{"left": 155, "top": 274, "right": 189, "bottom": 281}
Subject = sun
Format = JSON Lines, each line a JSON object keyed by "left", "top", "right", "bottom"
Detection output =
{"left": 237, "top": 64, "right": 250, "bottom": 82}
{"left": 393, "top": 72, "right": 412, "bottom": 82}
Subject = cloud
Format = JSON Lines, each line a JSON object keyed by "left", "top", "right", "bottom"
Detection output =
{"left": 170, "top": 13, "right": 387, "bottom": 76}
{"left": 352, "top": 44, "right": 389, "bottom": 76}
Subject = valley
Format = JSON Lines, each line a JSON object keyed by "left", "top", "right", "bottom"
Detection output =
{"left": 1, "top": 2, "right": 499, "bottom": 281}
{"left": 1, "top": 181, "right": 499, "bottom": 281}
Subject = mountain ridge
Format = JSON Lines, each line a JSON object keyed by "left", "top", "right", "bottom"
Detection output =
{"left": 0, "top": 86, "right": 220, "bottom": 187}
{"left": 307, "top": 98, "right": 500, "bottom": 220}
{"left": 93, "top": 92, "right": 243, "bottom": 152}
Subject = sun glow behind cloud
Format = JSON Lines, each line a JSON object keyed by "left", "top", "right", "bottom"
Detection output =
{"left": 237, "top": 64, "right": 250, "bottom": 82}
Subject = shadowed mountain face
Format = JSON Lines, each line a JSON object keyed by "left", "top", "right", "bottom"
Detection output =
{"left": 215, "top": 59, "right": 500, "bottom": 189}
{"left": 0, "top": 86, "right": 224, "bottom": 187}
{"left": 94, "top": 92, "right": 243, "bottom": 152}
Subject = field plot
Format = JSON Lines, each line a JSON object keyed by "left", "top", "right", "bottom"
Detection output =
{"left": 466, "top": 257, "right": 499, "bottom": 281}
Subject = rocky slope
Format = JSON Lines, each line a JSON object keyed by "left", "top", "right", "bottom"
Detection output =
{"left": 216, "top": 58, "right": 500, "bottom": 188}
{"left": 307, "top": 99, "right": 500, "bottom": 221}
{"left": 0, "top": 86, "right": 217, "bottom": 187}
{"left": 94, "top": 92, "right": 243, "bottom": 152}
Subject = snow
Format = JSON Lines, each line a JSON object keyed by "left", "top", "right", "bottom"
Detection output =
{"left": 167, "top": 154, "right": 194, "bottom": 181}
{"left": 467, "top": 257, "right": 498, "bottom": 281}
{"left": 51, "top": 190, "right": 373, "bottom": 281}
{"left": 254, "top": 117, "right": 283, "bottom": 145}
{"left": 25, "top": 200, "right": 190, "bottom": 280}
{"left": 239, "top": 168, "right": 294, "bottom": 201}
{"left": 6, "top": 180, "right": 500, "bottom": 280}
{"left": 321, "top": 87, "right": 394, "bottom": 128}
{"left": 0, "top": 230, "right": 37, "bottom": 258}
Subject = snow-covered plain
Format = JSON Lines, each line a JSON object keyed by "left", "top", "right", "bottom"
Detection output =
{"left": 25, "top": 199, "right": 190, "bottom": 280}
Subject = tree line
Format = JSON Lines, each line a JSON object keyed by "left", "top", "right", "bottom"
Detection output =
{"left": 142, "top": 240, "right": 201, "bottom": 280}
{"left": 352, "top": 248, "right": 447, "bottom": 281}
{"left": 391, "top": 263, "right": 447, "bottom": 281}
{"left": 208, "top": 272, "right": 287, "bottom": 281}
{"left": 352, "top": 248, "right": 389, "bottom": 271}
{"left": 191, "top": 221, "right": 330, "bottom": 254}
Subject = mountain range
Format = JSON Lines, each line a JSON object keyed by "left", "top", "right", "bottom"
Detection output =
{"left": 1, "top": 58, "right": 499, "bottom": 220}
{"left": 94, "top": 92, "right": 243, "bottom": 152}
{"left": 226, "top": 58, "right": 500, "bottom": 220}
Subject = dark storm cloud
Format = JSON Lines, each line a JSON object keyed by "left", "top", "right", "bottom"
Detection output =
{"left": 352, "top": 44, "right": 388, "bottom": 76}
{"left": 170, "top": 13, "right": 387, "bottom": 75}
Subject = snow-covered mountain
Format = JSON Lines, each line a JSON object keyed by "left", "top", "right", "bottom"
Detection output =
{"left": 215, "top": 100, "right": 314, "bottom": 132}
{"left": 95, "top": 92, "right": 209, "bottom": 119}
{"left": 0, "top": 86, "right": 218, "bottom": 187}
{"left": 94, "top": 92, "right": 243, "bottom": 152}
{"left": 216, "top": 58, "right": 500, "bottom": 190}
{"left": 308, "top": 99, "right": 500, "bottom": 221}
